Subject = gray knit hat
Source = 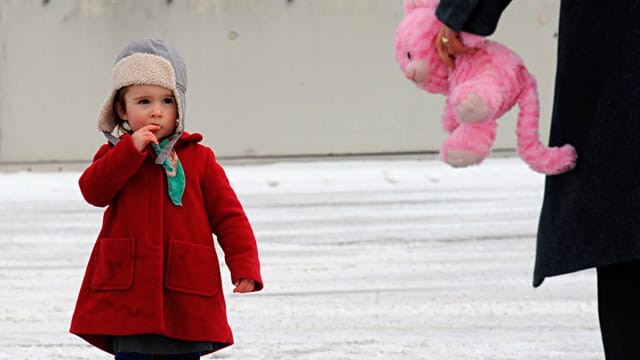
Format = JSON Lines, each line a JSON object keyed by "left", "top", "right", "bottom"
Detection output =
{"left": 98, "top": 39, "right": 187, "bottom": 164}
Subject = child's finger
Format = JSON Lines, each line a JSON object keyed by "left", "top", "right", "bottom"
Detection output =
{"left": 233, "top": 283, "right": 247, "bottom": 293}
{"left": 142, "top": 133, "right": 158, "bottom": 145}
{"left": 144, "top": 130, "right": 159, "bottom": 144}
{"left": 142, "top": 123, "right": 162, "bottom": 131}
{"left": 233, "top": 280, "right": 255, "bottom": 293}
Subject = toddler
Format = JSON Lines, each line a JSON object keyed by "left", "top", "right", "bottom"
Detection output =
{"left": 70, "top": 39, "right": 263, "bottom": 360}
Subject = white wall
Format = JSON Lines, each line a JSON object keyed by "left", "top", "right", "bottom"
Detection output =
{"left": 0, "top": 0, "right": 560, "bottom": 163}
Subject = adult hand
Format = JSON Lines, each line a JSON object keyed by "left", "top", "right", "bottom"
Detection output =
{"left": 131, "top": 124, "right": 161, "bottom": 152}
{"left": 435, "top": 24, "right": 476, "bottom": 68}
{"left": 233, "top": 278, "right": 256, "bottom": 293}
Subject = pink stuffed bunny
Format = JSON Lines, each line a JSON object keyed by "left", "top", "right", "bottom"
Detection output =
{"left": 395, "top": 0, "right": 576, "bottom": 175}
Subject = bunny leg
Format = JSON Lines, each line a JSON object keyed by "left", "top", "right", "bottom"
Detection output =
{"left": 440, "top": 119, "right": 498, "bottom": 168}
{"left": 449, "top": 81, "right": 502, "bottom": 124}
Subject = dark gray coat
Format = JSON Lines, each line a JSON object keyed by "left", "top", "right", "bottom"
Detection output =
{"left": 436, "top": 0, "right": 640, "bottom": 286}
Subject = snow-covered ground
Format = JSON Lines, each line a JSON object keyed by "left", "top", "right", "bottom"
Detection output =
{"left": 0, "top": 156, "right": 603, "bottom": 359}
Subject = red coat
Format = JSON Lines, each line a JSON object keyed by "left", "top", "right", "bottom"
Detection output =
{"left": 70, "top": 132, "right": 263, "bottom": 354}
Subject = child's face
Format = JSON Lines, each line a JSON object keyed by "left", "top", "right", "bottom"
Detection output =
{"left": 116, "top": 84, "right": 178, "bottom": 140}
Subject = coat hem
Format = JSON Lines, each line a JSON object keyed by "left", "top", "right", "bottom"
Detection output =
{"left": 70, "top": 332, "right": 232, "bottom": 355}
{"left": 533, "top": 254, "right": 640, "bottom": 287}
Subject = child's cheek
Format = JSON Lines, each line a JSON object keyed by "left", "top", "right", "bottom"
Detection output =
{"left": 132, "top": 113, "right": 148, "bottom": 126}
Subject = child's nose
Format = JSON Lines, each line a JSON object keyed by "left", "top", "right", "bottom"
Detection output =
{"left": 150, "top": 107, "right": 162, "bottom": 118}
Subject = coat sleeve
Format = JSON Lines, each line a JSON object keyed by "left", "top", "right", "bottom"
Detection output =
{"left": 436, "top": 0, "right": 512, "bottom": 36}
{"left": 202, "top": 148, "right": 263, "bottom": 291}
{"left": 78, "top": 134, "right": 147, "bottom": 207}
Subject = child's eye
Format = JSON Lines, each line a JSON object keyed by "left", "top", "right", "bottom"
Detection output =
{"left": 407, "top": 51, "right": 412, "bottom": 60}
{"left": 163, "top": 98, "right": 175, "bottom": 104}
{"left": 138, "top": 99, "right": 149, "bottom": 104}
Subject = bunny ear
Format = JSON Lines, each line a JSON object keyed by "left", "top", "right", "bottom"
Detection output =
{"left": 404, "top": 0, "right": 439, "bottom": 14}
{"left": 460, "top": 32, "right": 486, "bottom": 48}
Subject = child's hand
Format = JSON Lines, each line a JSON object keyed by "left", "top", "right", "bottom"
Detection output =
{"left": 131, "top": 124, "right": 161, "bottom": 152}
{"left": 435, "top": 24, "right": 476, "bottom": 69}
{"left": 233, "top": 278, "right": 256, "bottom": 293}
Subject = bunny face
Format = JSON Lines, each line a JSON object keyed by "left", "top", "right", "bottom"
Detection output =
{"left": 395, "top": 0, "right": 450, "bottom": 94}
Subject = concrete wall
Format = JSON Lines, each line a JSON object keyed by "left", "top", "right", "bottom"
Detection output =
{"left": 0, "top": 0, "right": 560, "bottom": 163}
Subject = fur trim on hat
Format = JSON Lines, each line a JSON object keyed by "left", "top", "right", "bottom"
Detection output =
{"left": 97, "top": 53, "right": 184, "bottom": 136}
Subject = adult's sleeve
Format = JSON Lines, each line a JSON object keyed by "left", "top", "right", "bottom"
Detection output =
{"left": 436, "top": 0, "right": 513, "bottom": 36}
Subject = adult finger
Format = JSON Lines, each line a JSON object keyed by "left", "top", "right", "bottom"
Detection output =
{"left": 436, "top": 27, "right": 456, "bottom": 68}
{"left": 443, "top": 27, "right": 476, "bottom": 55}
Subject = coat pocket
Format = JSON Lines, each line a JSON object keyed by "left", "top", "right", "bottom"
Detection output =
{"left": 91, "top": 237, "right": 135, "bottom": 291}
{"left": 165, "top": 240, "right": 219, "bottom": 296}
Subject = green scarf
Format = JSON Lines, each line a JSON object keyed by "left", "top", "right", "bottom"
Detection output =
{"left": 151, "top": 139, "right": 185, "bottom": 206}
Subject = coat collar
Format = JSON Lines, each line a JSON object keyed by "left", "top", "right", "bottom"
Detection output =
{"left": 174, "top": 131, "right": 203, "bottom": 147}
